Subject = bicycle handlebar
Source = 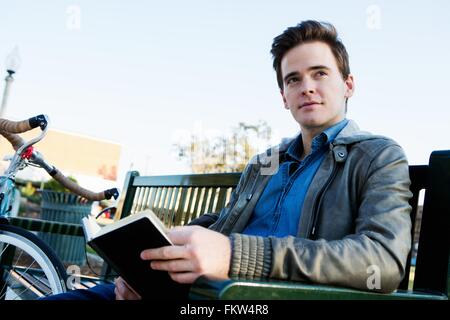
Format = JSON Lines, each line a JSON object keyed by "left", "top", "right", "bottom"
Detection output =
{"left": 51, "top": 169, "right": 119, "bottom": 201}
{"left": 0, "top": 130, "right": 25, "bottom": 151}
{"left": 0, "top": 115, "right": 119, "bottom": 202}
{"left": 0, "top": 115, "right": 47, "bottom": 133}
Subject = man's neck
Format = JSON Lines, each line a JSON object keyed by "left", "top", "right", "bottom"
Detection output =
{"left": 300, "top": 119, "right": 344, "bottom": 158}
{"left": 301, "top": 130, "right": 317, "bottom": 158}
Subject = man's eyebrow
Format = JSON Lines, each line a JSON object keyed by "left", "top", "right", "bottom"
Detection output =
{"left": 283, "top": 71, "right": 299, "bottom": 83}
{"left": 283, "top": 65, "right": 332, "bottom": 83}
{"left": 308, "top": 65, "right": 331, "bottom": 71}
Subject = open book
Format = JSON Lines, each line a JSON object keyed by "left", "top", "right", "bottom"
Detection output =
{"left": 82, "top": 209, "right": 189, "bottom": 299}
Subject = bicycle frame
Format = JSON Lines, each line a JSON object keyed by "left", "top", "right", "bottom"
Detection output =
{"left": 4, "top": 120, "right": 49, "bottom": 175}
{"left": 0, "top": 177, "right": 16, "bottom": 218}
{"left": 0, "top": 119, "right": 49, "bottom": 218}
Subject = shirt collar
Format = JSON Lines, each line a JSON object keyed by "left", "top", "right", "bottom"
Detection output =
{"left": 286, "top": 118, "right": 349, "bottom": 162}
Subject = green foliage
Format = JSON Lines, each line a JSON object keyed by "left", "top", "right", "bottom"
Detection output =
{"left": 19, "top": 181, "right": 41, "bottom": 204}
{"left": 174, "top": 121, "right": 273, "bottom": 173}
{"left": 20, "top": 181, "right": 36, "bottom": 197}
{"left": 43, "top": 176, "right": 78, "bottom": 193}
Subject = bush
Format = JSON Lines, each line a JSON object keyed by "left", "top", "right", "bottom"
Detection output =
{"left": 19, "top": 181, "right": 41, "bottom": 204}
{"left": 43, "top": 176, "right": 78, "bottom": 193}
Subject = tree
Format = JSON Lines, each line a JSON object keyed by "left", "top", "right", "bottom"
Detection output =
{"left": 174, "top": 121, "right": 272, "bottom": 173}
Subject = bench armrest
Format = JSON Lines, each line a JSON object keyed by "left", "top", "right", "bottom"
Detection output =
{"left": 189, "top": 277, "right": 448, "bottom": 300}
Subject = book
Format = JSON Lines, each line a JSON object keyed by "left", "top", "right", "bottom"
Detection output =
{"left": 82, "top": 209, "right": 189, "bottom": 299}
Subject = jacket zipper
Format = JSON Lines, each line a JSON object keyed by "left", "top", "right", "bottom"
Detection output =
{"left": 215, "top": 166, "right": 258, "bottom": 232}
{"left": 225, "top": 170, "right": 260, "bottom": 232}
{"left": 309, "top": 160, "right": 339, "bottom": 239}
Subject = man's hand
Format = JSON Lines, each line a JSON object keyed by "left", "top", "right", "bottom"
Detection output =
{"left": 140, "top": 225, "right": 231, "bottom": 284}
{"left": 114, "top": 277, "right": 142, "bottom": 300}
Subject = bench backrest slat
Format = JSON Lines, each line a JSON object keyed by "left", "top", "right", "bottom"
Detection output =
{"left": 114, "top": 172, "right": 242, "bottom": 226}
{"left": 167, "top": 187, "right": 180, "bottom": 228}
{"left": 200, "top": 187, "right": 211, "bottom": 216}
{"left": 174, "top": 187, "right": 189, "bottom": 226}
{"left": 184, "top": 187, "right": 198, "bottom": 223}
{"left": 216, "top": 188, "right": 229, "bottom": 213}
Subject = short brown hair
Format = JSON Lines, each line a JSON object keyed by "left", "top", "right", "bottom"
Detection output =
{"left": 271, "top": 20, "right": 351, "bottom": 90}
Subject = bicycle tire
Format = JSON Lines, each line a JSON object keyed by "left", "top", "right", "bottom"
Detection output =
{"left": 0, "top": 223, "right": 68, "bottom": 300}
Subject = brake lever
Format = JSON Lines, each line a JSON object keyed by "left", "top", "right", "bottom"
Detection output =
{"left": 29, "top": 150, "right": 54, "bottom": 173}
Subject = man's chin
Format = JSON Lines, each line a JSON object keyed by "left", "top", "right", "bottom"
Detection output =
{"left": 296, "top": 116, "right": 344, "bottom": 132}
{"left": 297, "top": 119, "right": 324, "bottom": 129}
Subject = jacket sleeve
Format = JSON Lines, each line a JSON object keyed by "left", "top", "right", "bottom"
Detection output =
{"left": 229, "top": 144, "right": 412, "bottom": 293}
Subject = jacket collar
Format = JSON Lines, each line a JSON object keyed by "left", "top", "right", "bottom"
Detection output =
{"left": 257, "top": 119, "right": 387, "bottom": 167}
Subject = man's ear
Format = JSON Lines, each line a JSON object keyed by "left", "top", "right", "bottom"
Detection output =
{"left": 281, "top": 90, "right": 289, "bottom": 109}
{"left": 344, "top": 74, "right": 355, "bottom": 99}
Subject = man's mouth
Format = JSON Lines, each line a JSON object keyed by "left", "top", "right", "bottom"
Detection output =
{"left": 300, "top": 101, "right": 322, "bottom": 108}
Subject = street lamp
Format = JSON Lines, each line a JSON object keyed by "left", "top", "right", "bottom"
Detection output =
{"left": 0, "top": 46, "right": 22, "bottom": 118}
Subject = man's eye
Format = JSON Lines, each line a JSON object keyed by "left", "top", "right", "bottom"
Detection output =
{"left": 287, "top": 78, "right": 299, "bottom": 85}
{"left": 316, "top": 71, "right": 327, "bottom": 77}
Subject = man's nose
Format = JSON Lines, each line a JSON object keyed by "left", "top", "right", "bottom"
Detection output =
{"left": 300, "top": 78, "right": 315, "bottom": 96}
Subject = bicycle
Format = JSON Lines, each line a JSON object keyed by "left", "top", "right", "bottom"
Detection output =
{"left": 0, "top": 115, "right": 119, "bottom": 300}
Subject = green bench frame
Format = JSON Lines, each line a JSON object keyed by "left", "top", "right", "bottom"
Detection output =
{"left": 10, "top": 150, "right": 450, "bottom": 300}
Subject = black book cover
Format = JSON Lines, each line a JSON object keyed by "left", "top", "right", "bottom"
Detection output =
{"left": 85, "top": 215, "right": 190, "bottom": 299}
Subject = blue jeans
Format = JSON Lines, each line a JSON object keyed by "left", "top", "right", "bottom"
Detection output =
{"left": 41, "top": 283, "right": 116, "bottom": 300}
{"left": 41, "top": 282, "right": 190, "bottom": 300}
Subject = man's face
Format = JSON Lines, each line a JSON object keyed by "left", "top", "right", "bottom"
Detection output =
{"left": 280, "top": 41, "right": 354, "bottom": 134}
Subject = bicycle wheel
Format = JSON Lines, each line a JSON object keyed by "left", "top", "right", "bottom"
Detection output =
{"left": 0, "top": 224, "right": 68, "bottom": 300}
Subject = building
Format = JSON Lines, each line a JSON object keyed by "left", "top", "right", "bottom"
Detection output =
{"left": 0, "top": 128, "right": 122, "bottom": 191}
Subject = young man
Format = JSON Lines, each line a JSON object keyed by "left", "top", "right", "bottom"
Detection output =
{"left": 47, "top": 20, "right": 412, "bottom": 300}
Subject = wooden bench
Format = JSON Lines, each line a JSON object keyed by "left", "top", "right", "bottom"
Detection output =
{"left": 10, "top": 150, "right": 450, "bottom": 299}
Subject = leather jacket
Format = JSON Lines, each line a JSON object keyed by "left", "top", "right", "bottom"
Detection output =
{"left": 194, "top": 120, "right": 412, "bottom": 293}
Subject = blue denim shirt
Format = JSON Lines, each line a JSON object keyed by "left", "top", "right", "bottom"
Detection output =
{"left": 242, "top": 119, "right": 349, "bottom": 237}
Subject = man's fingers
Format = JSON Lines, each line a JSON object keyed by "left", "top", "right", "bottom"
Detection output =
{"left": 115, "top": 278, "right": 126, "bottom": 300}
{"left": 141, "top": 244, "right": 189, "bottom": 260}
{"left": 167, "top": 226, "right": 202, "bottom": 245}
{"left": 114, "top": 277, "right": 141, "bottom": 300}
{"left": 140, "top": 226, "right": 206, "bottom": 260}
{"left": 150, "top": 258, "right": 195, "bottom": 273}
{"left": 114, "top": 286, "right": 124, "bottom": 300}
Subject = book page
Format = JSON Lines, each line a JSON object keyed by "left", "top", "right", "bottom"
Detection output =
{"left": 81, "top": 215, "right": 102, "bottom": 241}
{"left": 93, "top": 209, "right": 169, "bottom": 241}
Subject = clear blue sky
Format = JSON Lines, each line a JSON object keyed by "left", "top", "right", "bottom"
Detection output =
{"left": 1, "top": 0, "right": 449, "bottom": 183}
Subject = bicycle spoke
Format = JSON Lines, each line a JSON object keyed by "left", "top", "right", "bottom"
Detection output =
{"left": 0, "top": 247, "right": 44, "bottom": 300}
{"left": 0, "top": 268, "right": 45, "bottom": 300}
{"left": 11, "top": 274, "right": 44, "bottom": 300}
{"left": 0, "top": 269, "right": 45, "bottom": 300}
{"left": 0, "top": 242, "right": 12, "bottom": 297}
{"left": 0, "top": 245, "right": 24, "bottom": 300}
{"left": 0, "top": 242, "right": 11, "bottom": 257}
{"left": 0, "top": 226, "right": 66, "bottom": 299}
{"left": 0, "top": 270, "right": 11, "bottom": 299}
